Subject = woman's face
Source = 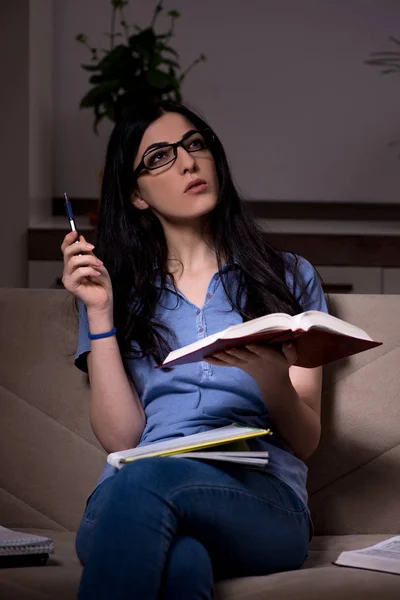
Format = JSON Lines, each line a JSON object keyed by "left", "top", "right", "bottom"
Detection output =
{"left": 131, "top": 112, "right": 219, "bottom": 222}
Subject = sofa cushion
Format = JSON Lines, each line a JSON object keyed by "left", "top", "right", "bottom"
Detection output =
{"left": 0, "top": 289, "right": 106, "bottom": 531}
{"left": 1, "top": 532, "right": 399, "bottom": 600}
{"left": 307, "top": 294, "right": 400, "bottom": 535}
{"left": 1, "top": 290, "right": 400, "bottom": 536}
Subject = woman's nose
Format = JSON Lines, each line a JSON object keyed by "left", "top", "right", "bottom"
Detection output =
{"left": 176, "top": 146, "right": 196, "bottom": 172}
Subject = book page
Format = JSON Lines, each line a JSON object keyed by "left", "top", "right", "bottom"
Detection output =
{"left": 334, "top": 536, "right": 400, "bottom": 574}
{"left": 223, "top": 313, "right": 294, "bottom": 339}
{"left": 163, "top": 331, "right": 221, "bottom": 362}
{"left": 161, "top": 309, "right": 375, "bottom": 366}
{"left": 0, "top": 526, "right": 54, "bottom": 556}
{"left": 171, "top": 452, "right": 269, "bottom": 466}
{"left": 107, "top": 424, "right": 269, "bottom": 467}
{"left": 348, "top": 537, "right": 400, "bottom": 559}
{"left": 0, "top": 526, "right": 52, "bottom": 548}
{"left": 298, "top": 310, "right": 373, "bottom": 341}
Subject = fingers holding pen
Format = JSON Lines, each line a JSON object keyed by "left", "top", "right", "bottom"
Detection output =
{"left": 61, "top": 232, "right": 103, "bottom": 278}
{"left": 62, "top": 233, "right": 95, "bottom": 260}
{"left": 66, "top": 252, "right": 104, "bottom": 278}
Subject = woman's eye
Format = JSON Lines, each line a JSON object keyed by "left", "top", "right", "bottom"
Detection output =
{"left": 189, "top": 137, "right": 205, "bottom": 149}
{"left": 148, "top": 151, "right": 166, "bottom": 166}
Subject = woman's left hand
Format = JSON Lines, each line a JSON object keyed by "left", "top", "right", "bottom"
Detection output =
{"left": 204, "top": 342, "right": 298, "bottom": 388}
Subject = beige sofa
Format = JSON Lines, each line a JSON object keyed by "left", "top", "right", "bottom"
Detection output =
{"left": 0, "top": 288, "right": 399, "bottom": 599}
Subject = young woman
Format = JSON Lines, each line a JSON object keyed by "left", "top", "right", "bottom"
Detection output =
{"left": 61, "top": 100, "right": 327, "bottom": 600}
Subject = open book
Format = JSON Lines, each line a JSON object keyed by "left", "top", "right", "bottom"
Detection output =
{"left": 107, "top": 424, "right": 270, "bottom": 469}
{"left": 334, "top": 536, "right": 400, "bottom": 575}
{"left": 157, "top": 310, "right": 381, "bottom": 369}
{"left": 0, "top": 526, "right": 54, "bottom": 566}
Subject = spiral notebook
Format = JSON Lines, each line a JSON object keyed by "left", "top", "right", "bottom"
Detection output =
{"left": 0, "top": 526, "right": 54, "bottom": 557}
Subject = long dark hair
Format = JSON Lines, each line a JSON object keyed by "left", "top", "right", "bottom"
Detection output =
{"left": 94, "top": 100, "right": 309, "bottom": 364}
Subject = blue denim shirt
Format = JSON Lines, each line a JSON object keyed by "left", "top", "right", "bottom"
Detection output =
{"left": 75, "top": 254, "right": 327, "bottom": 507}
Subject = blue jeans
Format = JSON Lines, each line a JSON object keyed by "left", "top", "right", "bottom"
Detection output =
{"left": 75, "top": 457, "right": 310, "bottom": 599}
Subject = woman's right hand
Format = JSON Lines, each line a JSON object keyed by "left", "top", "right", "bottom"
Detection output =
{"left": 61, "top": 231, "right": 113, "bottom": 314}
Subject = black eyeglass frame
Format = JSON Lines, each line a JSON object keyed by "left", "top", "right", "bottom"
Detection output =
{"left": 133, "top": 128, "right": 215, "bottom": 177}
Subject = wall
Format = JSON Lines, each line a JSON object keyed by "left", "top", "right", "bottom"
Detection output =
{"left": 0, "top": 0, "right": 54, "bottom": 286}
{"left": 54, "top": 0, "right": 400, "bottom": 202}
{"left": 0, "top": 0, "right": 30, "bottom": 287}
{"left": 29, "top": 0, "right": 54, "bottom": 225}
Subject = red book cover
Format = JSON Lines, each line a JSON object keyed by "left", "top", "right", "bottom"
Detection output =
{"left": 157, "top": 328, "right": 381, "bottom": 369}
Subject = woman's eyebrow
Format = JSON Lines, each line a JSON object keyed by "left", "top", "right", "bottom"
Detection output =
{"left": 144, "top": 140, "right": 169, "bottom": 154}
{"left": 143, "top": 130, "right": 195, "bottom": 155}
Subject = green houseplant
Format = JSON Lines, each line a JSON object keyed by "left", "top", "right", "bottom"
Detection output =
{"left": 76, "top": 0, "right": 206, "bottom": 133}
{"left": 365, "top": 35, "right": 400, "bottom": 75}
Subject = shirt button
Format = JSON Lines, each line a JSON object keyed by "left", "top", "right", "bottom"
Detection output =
{"left": 198, "top": 327, "right": 204, "bottom": 333}
{"left": 214, "top": 274, "right": 219, "bottom": 281}
{"left": 196, "top": 309, "right": 201, "bottom": 315}
{"left": 206, "top": 293, "right": 212, "bottom": 299}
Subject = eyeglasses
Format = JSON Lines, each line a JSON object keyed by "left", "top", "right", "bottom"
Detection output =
{"left": 133, "top": 129, "right": 214, "bottom": 176}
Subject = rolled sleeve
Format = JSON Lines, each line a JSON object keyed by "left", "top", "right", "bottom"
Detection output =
{"left": 292, "top": 255, "right": 328, "bottom": 314}
{"left": 75, "top": 300, "right": 91, "bottom": 372}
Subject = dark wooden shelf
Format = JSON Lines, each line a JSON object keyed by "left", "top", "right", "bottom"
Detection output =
{"left": 52, "top": 197, "right": 400, "bottom": 221}
{"left": 28, "top": 198, "right": 400, "bottom": 266}
{"left": 27, "top": 227, "right": 400, "bottom": 266}
{"left": 28, "top": 228, "right": 96, "bottom": 261}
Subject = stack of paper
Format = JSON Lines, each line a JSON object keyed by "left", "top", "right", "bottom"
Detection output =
{"left": 107, "top": 424, "right": 271, "bottom": 468}
{"left": 334, "top": 536, "right": 400, "bottom": 575}
{"left": 170, "top": 451, "right": 269, "bottom": 466}
{"left": 0, "top": 526, "right": 54, "bottom": 564}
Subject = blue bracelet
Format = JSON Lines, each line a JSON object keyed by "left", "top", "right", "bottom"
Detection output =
{"left": 88, "top": 327, "right": 117, "bottom": 340}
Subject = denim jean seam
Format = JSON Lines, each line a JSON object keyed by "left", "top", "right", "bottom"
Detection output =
{"left": 122, "top": 473, "right": 179, "bottom": 577}
{"left": 167, "top": 483, "right": 308, "bottom": 517}
{"left": 80, "top": 478, "right": 114, "bottom": 524}
{"left": 76, "top": 519, "right": 97, "bottom": 566}
{"left": 82, "top": 502, "right": 100, "bottom": 524}
{"left": 159, "top": 498, "right": 178, "bottom": 571}
{"left": 82, "top": 513, "right": 95, "bottom": 525}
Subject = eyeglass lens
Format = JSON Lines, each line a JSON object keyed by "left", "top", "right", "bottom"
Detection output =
{"left": 144, "top": 131, "right": 209, "bottom": 170}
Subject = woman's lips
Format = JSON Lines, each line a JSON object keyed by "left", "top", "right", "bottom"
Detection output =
{"left": 185, "top": 182, "right": 208, "bottom": 194}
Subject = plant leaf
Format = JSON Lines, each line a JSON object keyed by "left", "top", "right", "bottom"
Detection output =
{"left": 81, "top": 63, "right": 100, "bottom": 72}
{"left": 365, "top": 58, "right": 400, "bottom": 67}
{"left": 76, "top": 33, "right": 89, "bottom": 43}
{"left": 147, "top": 69, "right": 173, "bottom": 88}
{"left": 77, "top": 1, "right": 205, "bottom": 129}
{"left": 369, "top": 51, "right": 400, "bottom": 57}
{"left": 129, "top": 28, "right": 157, "bottom": 57}
{"left": 156, "top": 43, "right": 179, "bottom": 57}
{"left": 89, "top": 74, "right": 107, "bottom": 84}
{"left": 79, "top": 81, "right": 118, "bottom": 108}
{"left": 160, "top": 58, "right": 180, "bottom": 68}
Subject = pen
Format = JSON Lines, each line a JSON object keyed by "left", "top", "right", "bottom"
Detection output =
{"left": 64, "top": 193, "right": 82, "bottom": 255}
{"left": 64, "top": 193, "right": 79, "bottom": 236}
